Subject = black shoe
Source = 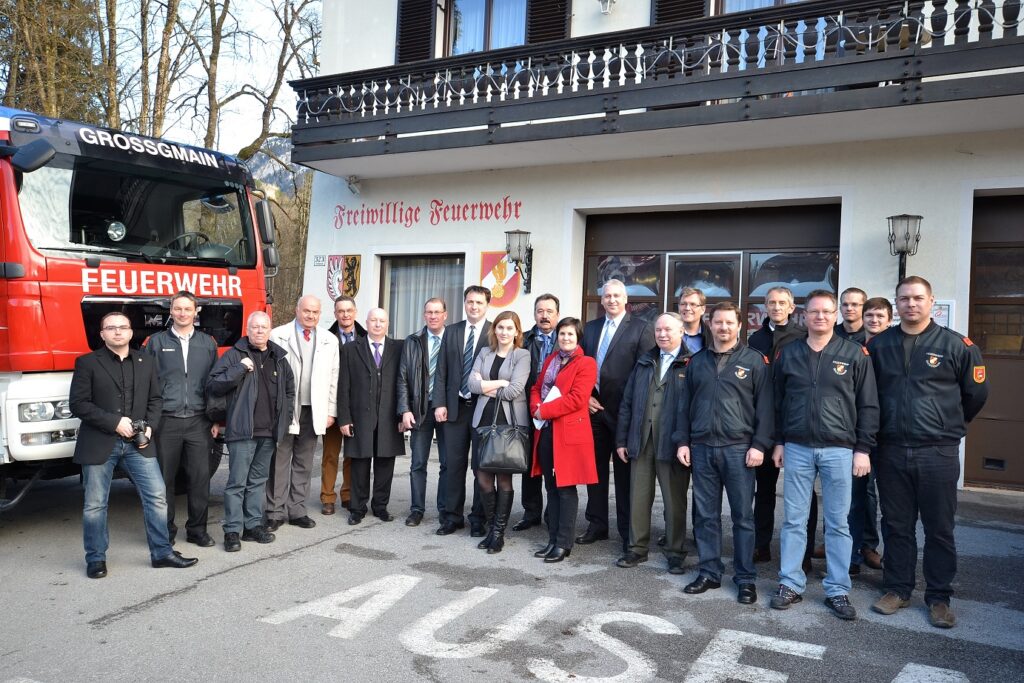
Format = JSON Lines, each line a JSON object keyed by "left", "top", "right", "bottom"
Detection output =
{"left": 824, "top": 594, "right": 858, "bottom": 620}
{"left": 683, "top": 575, "right": 722, "bottom": 594}
{"left": 289, "top": 516, "right": 317, "bottom": 529}
{"left": 86, "top": 561, "right": 107, "bottom": 579}
{"left": 849, "top": 563, "right": 861, "bottom": 576}
{"left": 241, "top": 526, "right": 276, "bottom": 543}
{"left": 470, "top": 523, "right": 486, "bottom": 538}
{"left": 667, "top": 556, "right": 686, "bottom": 575}
{"left": 436, "top": 521, "right": 460, "bottom": 535}
{"left": 769, "top": 584, "right": 803, "bottom": 610}
{"left": 374, "top": 511, "right": 395, "bottom": 522}
{"left": 544, "top": 547, "right": 571, "bottom": 563}
{"left": 152, "top": 553, "right": 198, "bottom": 569}
{"left": 348, "top": 513, "right": 364, "bottom": 526}
{"left": 575, "top": 528, "right": 609, "bottom": 545}
{"left": 265, "top": 518, "right": 284, "bottom": 532}
{"left": 477, "top": 490, "right": 497, "bottom": 548}
{"left": 405, "top": 511, "right": 424, "bottom": 526}
{"left": 487, "top": 490, "right": 514, "bottom": 555}
{"left": 186, "top": 531, "right": 216, "bottom": 548}
{"left": 753, "top": 546, "right": 771, "bottom": 563}
{"left": 224, "top": 532, "right": 241, "bottom": 552}
{"left": 534, "top": 542, "right": 556, "bottom": 558}
{"left": 657, "top": 534, "right": 666, "bottom": 547}
{"left": 737, "top": 583, "right": 758, "bottom": 605}
{"left": 616, "top": 552, "right": 648, "bottom": 568}
{"left": 512, "top": 518, "right": 541, "bottom": 531}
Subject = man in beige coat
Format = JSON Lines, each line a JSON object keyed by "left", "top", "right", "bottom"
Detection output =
{"left": 265, "top": 295, "right": 339, "bottom": 530}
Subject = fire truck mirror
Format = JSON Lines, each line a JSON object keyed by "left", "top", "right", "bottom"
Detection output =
{"left": 11, "top": 139, "right": 55, "bottom": 174}
{"left": 256, "top": 200, "right": 277, "bottom": 245}
{"left": 263, "top": 244, "right": 280, "bottom": 269}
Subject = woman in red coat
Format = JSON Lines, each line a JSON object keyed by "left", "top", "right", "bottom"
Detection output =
{"left": 529, "top": 317, "right": 598, "bottom": 562}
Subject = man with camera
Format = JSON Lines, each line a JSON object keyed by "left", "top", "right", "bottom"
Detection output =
{"left": 70, "top": 311, "right": 199, "bottom": 579}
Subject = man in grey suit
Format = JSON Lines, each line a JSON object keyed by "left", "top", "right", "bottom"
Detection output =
{"left": 579, "top": 279, "right": 656, "bottom": 551}
{"left": 432, "top": 285, "right": 492, "bottom": 536}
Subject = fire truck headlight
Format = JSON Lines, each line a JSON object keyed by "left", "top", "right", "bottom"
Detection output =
{"left": 54, "top": 400, "right": 73, "bottom": 419}
{"left": 19, "top": 402, "right": 56, "bottom": 422}
{"left": 107, "top": 220, "right": 127, "bottom": 241}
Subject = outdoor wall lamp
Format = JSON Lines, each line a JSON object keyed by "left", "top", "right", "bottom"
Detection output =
{"left": 596, "top": 0, "right": 616, "bottom": 14}
{"left": 887, "top": 214, "right": 922, "bottom": 283}
{"left": 505, "top": 229, "right": 533, "bottom": 294}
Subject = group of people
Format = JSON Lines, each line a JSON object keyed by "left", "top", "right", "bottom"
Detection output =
{"left": 70, "top": 275, "right": 987, "bottom": 631}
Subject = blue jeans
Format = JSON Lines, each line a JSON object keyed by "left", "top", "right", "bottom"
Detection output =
{"left": 82, "top": 440, "right": 173, "bottom": 563}
{"left": 223, "top": 438, "right": 275, "bottom": 534}
{"left": 691, "top": 444, "right": 757, "bottom": 585}
{"left": 409, "top": 410, "right": 447, "bottom": 515}
{"left": 779, "top": 443, "right": 853, "bottom": 597}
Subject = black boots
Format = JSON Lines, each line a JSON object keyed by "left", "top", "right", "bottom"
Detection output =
{"left": 477, "top": 490, "right": 497, "bottom": 549}
{"left": 487, "top": 490, "right": 515, "bottom": 554}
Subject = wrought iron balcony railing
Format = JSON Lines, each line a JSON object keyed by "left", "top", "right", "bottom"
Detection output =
{"left": 290, "top": 0, "right": 1024, "bottom": 162}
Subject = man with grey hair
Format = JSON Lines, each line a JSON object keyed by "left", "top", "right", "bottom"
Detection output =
{"left": 208, "top": 311, "right": 295, "bottom": 552}
{"left": 266, "top": 295, "right": 339, "bottom": 531}
{"left": 580, "top": 278, "right": 655, "bottom": 550}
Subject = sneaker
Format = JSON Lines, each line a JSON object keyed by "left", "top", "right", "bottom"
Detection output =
{"left": 824, "top": 594, "right": 857, "bottom": 620}
{"left": 872, "top": 592, "right": 910, "bottom": 615}
{"left": 928, "top": 602, "right": 956, "bottom": 629}
{"left": 769, "top": 584, "right": 803, "bottom": 610}
{"left": 241, "top": 526, "right": 276, "bottom": 544}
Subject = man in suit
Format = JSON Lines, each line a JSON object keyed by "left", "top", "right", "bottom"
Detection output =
{"left": 397, "top": 297, "right": 449, "bottom": 526}
{"left": 432, "top": 285, "right": 492, "bottom": 536}
{"left": 70, "top": 311, "right": 198, "bottom": 578}
{"left": 321, "top": 295, "right": 366, "bottom": 514}
{"left": 580, "top": 278, "right": 655, "bottom": 550}
{"left": 514, "top": 293, "right": 560, "bottom": 531}
{"left": 266, "top": 295, "right": 339, "bottom": 531}
{"left": 336, "top": 308, "right": 405, "bottom": 524}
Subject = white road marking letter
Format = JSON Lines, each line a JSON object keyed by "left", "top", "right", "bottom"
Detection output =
{"left": 258, "top": 574, "right": 420, "bottom": 639}
{"left": 400, "top": 588, "right": 563, "bottom": 659}
{"left": 891, "top": 664, "right": 969, "bottom": 683}
{"left": 528, "top": 611, "right": 682, "bottom": 683}
{"left": 685, "top": 629, "right": 826, "bottom": 683}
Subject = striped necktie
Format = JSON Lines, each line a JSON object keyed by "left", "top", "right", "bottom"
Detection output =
{"left": 428, "top": 334, "right": 440, "bottom": 394}
{"left": 460, "top": 325, "right": 475, "bottom": 397}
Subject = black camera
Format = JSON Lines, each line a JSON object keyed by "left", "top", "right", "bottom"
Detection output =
{"left": 131, "top": 419, "right": 150, "bottom": 448}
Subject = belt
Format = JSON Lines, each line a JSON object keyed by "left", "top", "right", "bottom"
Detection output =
{"left": 459, "top": 397, "right": 474, "bottom": 405}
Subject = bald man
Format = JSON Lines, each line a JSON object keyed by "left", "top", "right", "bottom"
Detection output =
{"left": 337, "top": 308, "right": 405, "bottom": 524}
{"left": 266, "top": 295, "right": 340, "bottom": 531}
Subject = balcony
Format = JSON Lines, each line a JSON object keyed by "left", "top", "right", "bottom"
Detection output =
{"left": 290, "top": 0, "right": 1024, "bottom": 179}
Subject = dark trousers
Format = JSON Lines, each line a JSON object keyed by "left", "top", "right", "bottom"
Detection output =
{"left": 156, "top": 414, "right": 212, "bottom": 537}
{"left": 266, "top": 406, "right": 318, "bottom": 521}
{"left": 628, "top": 439, "right": 688, "bottom": 559}
{"left": 409, "top": 408, "right": 447, "bottom": 515}
{"left": 584, "top": 417, "right": 630, "bottom": 543}
{"left": 863, "top": 470, "right": 881, "bottom": 550}
{"left": 349, "top": 451, "right": 397, "bottom": 518}
{"left": 539, "top": 426, "right": 578, "bottom": 548}
{"left": 519, "top": 470, "right": 544, "bottom": 523}
{"left": 753, "top": 459, "right": 779, "bottom": 551}
{"left": 692, "top": 444, "right": 756, "bottom": 584}
{"left": 441, "top": 400, "right": 484, "bottom": 527}
{"left": 849, "top": 473, "right": 870, "bottom": 564}
{"left": 876, "top": 443, "right": 960, "bottom": 605}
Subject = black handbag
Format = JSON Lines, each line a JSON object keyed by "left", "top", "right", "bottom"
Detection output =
{"left": 476, "top": 398, "right": 531, "bottom": 474}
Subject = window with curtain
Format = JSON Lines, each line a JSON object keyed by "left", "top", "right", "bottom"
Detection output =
{"left": 450, "top": 0, "right": 527, "bottom": 55}
{"left": 381, "top": 255, "right": 466, "bottom": 339}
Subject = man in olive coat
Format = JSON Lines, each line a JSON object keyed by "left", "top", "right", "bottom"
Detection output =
{"left": 337, "top": 308, "right": 405, "bottom": 525}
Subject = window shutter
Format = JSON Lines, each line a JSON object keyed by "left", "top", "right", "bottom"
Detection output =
{"left": 526, "top": 0, "right": 570, "bottom": 44}
{"left": 652, "top": 0, "right": 707, "bottom": 24}
{"left": 395, "top": 0, "right": 435, "bottom": 64}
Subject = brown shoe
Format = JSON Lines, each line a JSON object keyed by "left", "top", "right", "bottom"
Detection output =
{"left": 862, "top": 546, "right": 883, "bottom": 570}
{"left": 322, "top": 503, "right": 336, "bottom": 516}
{"left": 872, "top": 592, "right": 910, "bottom": 615}
{"left": 812, "top": 544, "right": 826, "bottom": 559}
{"left": 929, "top": 602, "right": 956, "bottom": 629}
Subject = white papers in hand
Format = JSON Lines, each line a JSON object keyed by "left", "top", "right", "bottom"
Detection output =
{"left": 533, "top": 386, "right": 561, "bottom": 430}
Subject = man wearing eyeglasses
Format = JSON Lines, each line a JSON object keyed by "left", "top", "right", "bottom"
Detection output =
{"left": 769, "top": 290, "right": 878, "bottom": 621}
{"left": 70, "top": 312, "right": 199, "bottom": 579}
{"left": 677, "top": 287, "right": 713, "bottom": 354}
{"left": 835, "top": 287, "right": 868, "bottom": 345}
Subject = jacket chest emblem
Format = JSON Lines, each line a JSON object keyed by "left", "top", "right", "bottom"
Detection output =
{"left": 832, "top": 361, "right": 848, "bottom": 376}
{"left": 734, "top": 366, "right": 749, "bottom": 380}
{"left": 925, "top": 353, "right": 943, "bottom": 368}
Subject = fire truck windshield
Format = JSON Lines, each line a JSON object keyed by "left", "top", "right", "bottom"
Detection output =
{"left": 18, "top": 153, "right": 256, "bottom": 267}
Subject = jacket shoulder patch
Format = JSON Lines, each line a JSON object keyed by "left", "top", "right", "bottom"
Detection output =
{"left": 861, "top": 346, "right": 870, "bottom": 356}
{"left": 963, "top": 336, "right": 975, "bottom": 347}
{"left": 974, "top": 366, "right": 986, "bottom": 383}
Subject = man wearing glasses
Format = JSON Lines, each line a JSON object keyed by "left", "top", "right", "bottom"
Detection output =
{"left": 769, "top": 290, "right": 878, "bottom": 620}
{"left": 677, "top": 287, "right": 713, "bottom": 354}
{"left": 835, "top": 287, "right": 868, "bottom": 345}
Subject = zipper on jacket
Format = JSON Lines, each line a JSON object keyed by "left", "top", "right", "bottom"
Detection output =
{"left": 898, "top": 332, "right": 918, "bottom": 444}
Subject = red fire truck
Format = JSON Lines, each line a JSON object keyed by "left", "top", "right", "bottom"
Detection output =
{"left": 0, "top": 106, "right": 280, "bottom": 510}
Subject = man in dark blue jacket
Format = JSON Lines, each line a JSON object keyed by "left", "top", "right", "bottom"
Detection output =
{"left": 868, "top": 276, "right": 988, "bottom": 629}
{"left": 207, "top": 311, "right": 295, "bottom": 552}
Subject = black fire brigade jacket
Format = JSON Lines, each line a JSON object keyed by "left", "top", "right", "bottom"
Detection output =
{"left": 672, "top": 344, "right": 774, "bottom": 453}
{"left": 867, "top": 321, "right": 988, "bottom": 447}
{"left": 773, "top": 334, "right": 879, "bottom": 453}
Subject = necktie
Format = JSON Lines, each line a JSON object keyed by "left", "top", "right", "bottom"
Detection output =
{"left": 372, "top": 342, "right": 382, "bottom": 368}
{"left": 303, "top": 328, "right": 311, "bottom": 342}
{"left": 596, "top": 319, "right": 615, "bottom": 371}
{"left": 541, "top": 333, "right": 552, "bottom": 360}
{"left": 660, "top": 352, "right": 673, "bottom": 381}
{"left": 428, "top": 335, "right": 440, "bottom": 394}
{"left": 460, "top": 325, "right": 475, "bottom": 397}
